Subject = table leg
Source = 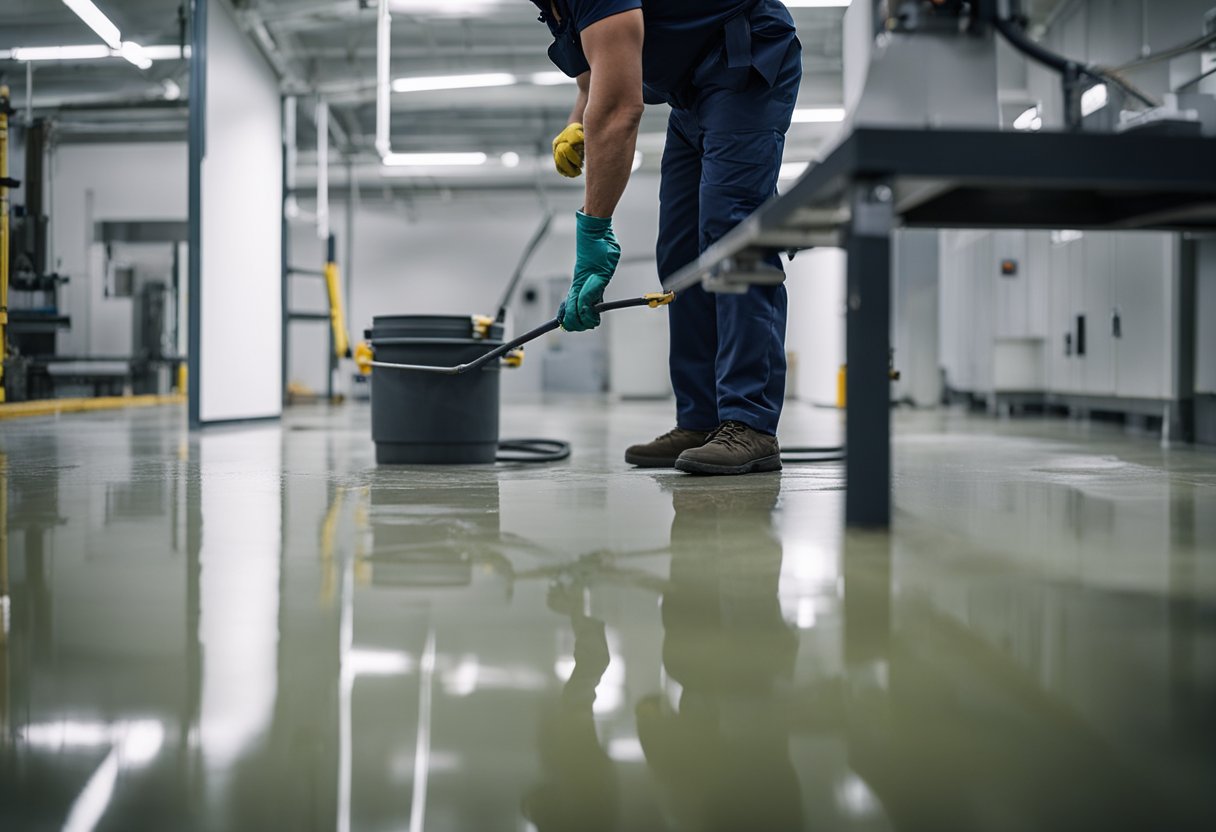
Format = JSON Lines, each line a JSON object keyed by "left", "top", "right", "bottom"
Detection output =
{"left": 844, "top": 182, "right": 894, "bottom": 528}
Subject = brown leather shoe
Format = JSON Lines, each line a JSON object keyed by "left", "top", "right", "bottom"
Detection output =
{"left": 674, "top": 420, "right": 782, "bottom": 476}
{"left": 625, "top": 427, "right": 713, "bottom": 468}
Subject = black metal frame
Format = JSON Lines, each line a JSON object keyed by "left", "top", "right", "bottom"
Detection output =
{"left": 186, "top": 0, "right": 207, "bottom": 430}
{"left": 662, "top": 126, "right": 1216, "bottom": 528}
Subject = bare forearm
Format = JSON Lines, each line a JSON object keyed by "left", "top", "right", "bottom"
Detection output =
{"left": 568, "top": 72, "right": 590, "bottom": 124}
{"left": 575, "top": 9, "right": 644, "bottom": 219}
{"left": 582, "top": 99, "right": 642, "bottom": 218}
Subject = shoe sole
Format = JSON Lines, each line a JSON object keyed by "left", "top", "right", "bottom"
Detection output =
{"left": 624, "top": 452, "right": 678, "bottom": 468}
{"left": 674, "top": 453, "right": 783, "bottom": 476}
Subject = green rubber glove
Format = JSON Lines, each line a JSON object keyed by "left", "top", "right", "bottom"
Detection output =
{"left": 558, "top": 211, "right": 621, "bottom": 332}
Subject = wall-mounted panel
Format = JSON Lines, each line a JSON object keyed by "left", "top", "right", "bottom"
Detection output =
{"left": 190, "top": 0, "right": 283, "bottom": 425}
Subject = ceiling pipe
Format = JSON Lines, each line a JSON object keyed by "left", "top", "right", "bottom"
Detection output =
{"left": 375, "top": 0, "right": 392, "bottom": 158}
{"left": 316, "top": 98, "right": 330, "bottom": 240}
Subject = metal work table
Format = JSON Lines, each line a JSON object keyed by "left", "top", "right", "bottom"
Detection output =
{"left": 662, "top": 126, "right": 1216, "bottom": 528}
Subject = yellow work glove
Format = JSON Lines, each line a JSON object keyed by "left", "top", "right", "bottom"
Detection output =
{"left": 552, "top": 122, "right": 585, "bottom": 178}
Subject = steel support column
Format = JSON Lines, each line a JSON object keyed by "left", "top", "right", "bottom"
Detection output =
{"left": 844, "top": 181, "right": 895, "bottom": 528}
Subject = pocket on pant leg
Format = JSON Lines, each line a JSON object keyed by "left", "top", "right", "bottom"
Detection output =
{"left": 698, "top": 130, "right": 786, "bottom": 247}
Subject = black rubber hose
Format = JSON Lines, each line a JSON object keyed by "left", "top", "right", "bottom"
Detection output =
{"left": 496, "top": 438, "right": 572, "bottom": 463}
{"left": 780, "top": 446, "right": 846, "bottom": 463}
{"left": 993, "top": 16, "right": 1158, "bottom": 108}
{"left": 469, "top": 297, "right": 660, "bottom": 374}
{"left": 502, "top": 443, "right": 845, "bottom": 466}
{"left": 993, "top": 16, "right": 1071, "bottom": 73}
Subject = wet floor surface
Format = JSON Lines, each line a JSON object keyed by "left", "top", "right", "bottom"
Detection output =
{"left": 1, "top": 398, "right": 1215, "bottom": 831}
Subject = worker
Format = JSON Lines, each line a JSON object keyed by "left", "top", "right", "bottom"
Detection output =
{"left": 531, "top": 0, "right": 801, "bottom": 476}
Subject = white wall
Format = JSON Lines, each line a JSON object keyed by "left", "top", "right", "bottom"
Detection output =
{"left": 50, "top": 143, "right": 188, "bottom": 358}
{"left": 289, "top": 175, "right": 663, "bottom": 398}
{"left": 291, "top": 173, "right": 847, "bottom": 407}
{"left": 785, "top": 249, "right": 846, "bottom": 406}
{"left": 893, "top": 230, "right": 941, "bottom": 406}
{"left": 197, "top": 0, "right": 283, "bottom": 423}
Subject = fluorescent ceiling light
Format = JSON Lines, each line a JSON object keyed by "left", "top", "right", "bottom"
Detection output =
{"left": 531, "top": 71, "right": 576, "bottom": 86}
{"left": 142, "top": 44, "right": 189, "bottom": 60}
{"left": 792, "top": 107, "right": 846, "bottom": 123}
{"left": 62, "top": 0, "right": 122, "bottom": 49}
{"left": 8, "top": 43, "right": 183, "bottom": 64}
{"left": 120, "top": 41, "right": 151, "bottom": 70}
{"left": 382, "top": 152, "right": 488, "bottom": 167}
{"left": 392, "top": 72, "right": 516, "bottom": 93}
{"left": 500, "top": 151, "right": 521, "bottom": 168}
{"left": 1081, "top": 83, "right": 1108, "bottom": 117}
{"left": 390, "top": 0, "right": 502, "bottom": 14}
{"left": 11, "top": 44, "right": 112, "bottom": 61}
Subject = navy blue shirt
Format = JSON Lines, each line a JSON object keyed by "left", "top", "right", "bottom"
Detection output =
{"left": 534, "top": 0, "right": 797, "bottom": 106}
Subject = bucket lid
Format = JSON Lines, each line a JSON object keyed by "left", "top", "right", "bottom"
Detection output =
{"left": 367, "top": 314, "right": 504, "bottom": 342}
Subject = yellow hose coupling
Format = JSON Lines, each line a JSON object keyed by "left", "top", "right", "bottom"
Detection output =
{"left": 503, "top": 348, "right": 525, "bottom": 368}
{"left": 354, "top": 341, "right": 374, "bottom": 375}
{"left": 645, "top": 291, "right": 676, "bottom": 308}
{"left": 472, "top": 315, "right": 495, "bottom": 339}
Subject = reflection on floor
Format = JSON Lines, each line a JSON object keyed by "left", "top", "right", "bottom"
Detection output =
{"left": 1, "top": 398, "right": 1214, "bottom": 831}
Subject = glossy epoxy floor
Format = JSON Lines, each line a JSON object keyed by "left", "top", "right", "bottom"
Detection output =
{"left": 1, "top": 399, "right": 1215, "bottom": 832}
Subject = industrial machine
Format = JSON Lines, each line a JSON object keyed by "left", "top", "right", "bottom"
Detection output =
{"left": 2, "top": 116, "right": 72, "bottom": 402}
{"left": 95, "top": 220, "right": 188, "bottom": 397}
{"left": 661, "top": 0, "right": 1216, "bottom": 527}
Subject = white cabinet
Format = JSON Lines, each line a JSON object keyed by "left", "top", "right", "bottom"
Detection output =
{"left": 1112, "top": 233, "right": 1177, "bottom": 400}
{"left": 941, "top": 229, "right": 1181, "bottom": 405}
{"left": 1198, "top": 240, "right": 1216, "bottom": 396}
{"left": 1079, "top": 233, "right": 1116, "bottom": 396}
{"left": 1047, "top": 234, "right": 1081, "bottom": 394}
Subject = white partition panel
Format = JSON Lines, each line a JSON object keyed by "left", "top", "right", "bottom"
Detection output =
{"left": 192, "top": 0, "right": 282, "bottom": 425}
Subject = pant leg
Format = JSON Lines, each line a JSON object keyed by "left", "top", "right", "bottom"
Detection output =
{"left": 658, "top": 109, "right": 719, "bottom": 432}
{"left": 696, "top": 44, "right": 801, "bottom": 436}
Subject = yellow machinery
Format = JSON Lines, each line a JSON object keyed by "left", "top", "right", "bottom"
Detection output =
{"left": 323, "top": 232, "right": 351, "bottom": 362}
{"left": 286, "top": 232, "right": 353, "bottom": 402}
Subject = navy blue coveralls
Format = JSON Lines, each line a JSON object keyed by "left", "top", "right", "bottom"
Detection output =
{"left": 535, "top": 0, "right": 801, "bottom": 436}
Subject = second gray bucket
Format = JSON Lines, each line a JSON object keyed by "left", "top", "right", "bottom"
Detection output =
{"left": 367, "top": 314, "right": 504, "bottom": 464}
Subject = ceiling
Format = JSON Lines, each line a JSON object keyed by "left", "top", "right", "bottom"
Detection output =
{"left": 0, "top": 1, "right": 847, "bottom": 163}
{"left": 0, "top": 0, "right": 1073, "bottom": 181}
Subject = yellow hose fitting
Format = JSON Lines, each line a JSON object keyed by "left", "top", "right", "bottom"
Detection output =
{"left": 472, "top": 315, "right": 495, "bottom": 339}
{"left": 645, "top": 291, "right": 676, "bottom": 308}
{"left": 354, "top": 341, "right": 374, "bottom": 375}
{"left": 503, "top": 348, "right": 525, "bottom": 368}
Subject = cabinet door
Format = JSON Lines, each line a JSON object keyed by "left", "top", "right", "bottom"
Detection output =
{"left": 1079, "top": 233, "right": 1116, "bottom": 396}
{"left": 1026, "top": 231, "right": 1052, "bottom": 339}
{"left": 970, "top": 233, "right": 996, "bottom": 394}
{"left": 1113, "top": 232, "right": 1175, "bottom": 400}
{"left": 1048, "top": 236, "right": 1080, "bottom": 393}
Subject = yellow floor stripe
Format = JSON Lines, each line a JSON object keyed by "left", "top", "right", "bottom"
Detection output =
{"left": 0, "top": 394, "right": 185, "bottom": 421}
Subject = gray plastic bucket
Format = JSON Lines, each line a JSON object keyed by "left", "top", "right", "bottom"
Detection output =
{"left": 368, "top": 315, "right": 504, "bottom": 464}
